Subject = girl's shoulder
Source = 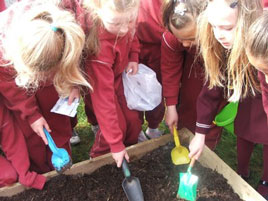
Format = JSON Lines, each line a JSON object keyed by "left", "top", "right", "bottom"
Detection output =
{"left": 162, "top": 31, "right": 184, "bottom": 52}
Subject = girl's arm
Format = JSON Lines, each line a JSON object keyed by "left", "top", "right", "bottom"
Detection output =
{"left": 161, "top": 31, "right": 185, "bottom": 132}
{"left": 129, "top": 34, "right": 140, "bottom": 63}
{"left": 189, "top": 83, "right": 224, "bottom": 159}
{"left": 85, "top": 44, "right": 125, "bottom": 156}
{"left": 126, "top": 34, "right": 140, "bottom": 75}
{"left": 0, "top": 67, "right": 42, "bottom": 126}
{"left": 0, "top": 66, "right": 49, "bottom": 144}
{"left": 195, "top": 83, "right": 224, "bottom": 135}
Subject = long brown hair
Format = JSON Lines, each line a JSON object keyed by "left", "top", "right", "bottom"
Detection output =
{"left": 198, "top": 0, "right": 262, "bottom": 102}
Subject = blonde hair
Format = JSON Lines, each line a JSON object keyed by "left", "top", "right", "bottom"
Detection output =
{"left": 246, "top": 11, "right": 268, "bottom": 65}
{"left": 2, "top": 3, "right": 91, "bottom": 97}
{"left": 162, "top": 0, "right": 207, "bottom": 31}
{"left": 198, "top": 0, "right": 262, "bottom": 102}
{"left": 82, "top": 0, "right": 140, "bottom": 55}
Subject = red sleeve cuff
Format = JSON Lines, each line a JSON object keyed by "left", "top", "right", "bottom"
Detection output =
{"left": 30, "top": 174, "right": 46, "bottom": 190}
{"left": 195, "top": 121, "right": 214, "bottom": 135}
{"left": 109, "top": 141, "right": 126, "bottom": 153}
{"left": 195, "top": 126, "right": 210, "bottom": 135}
{"left": 26, "top": 112, "right": 43, "bottom": 126}
{"left": 129, "top": 52, "right": 139, "bottom": 63}
{"left": 165, "top": 97, "right": 178, "bottom": 106}
{"left": 18, "top": 172, "right": 46, "bottom": 190}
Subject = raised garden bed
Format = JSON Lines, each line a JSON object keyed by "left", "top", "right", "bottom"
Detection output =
{"left": 0, "top": 128, "right": 266, "bottom": 201}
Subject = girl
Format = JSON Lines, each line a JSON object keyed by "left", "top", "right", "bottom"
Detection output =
{"left": 161, "top": 0, "right": 225, "bottom": 150}
{"left": 245, "top": 11, "right": 268, "bottom": 199}
{"left": 82, "top": 0, "right": 143, "bottom": 168}
{"left": 0, "top": 0, "right": 91, "bottom": 173}
{"left": 136, "top": 0, "right": 165, "bottom": 141}
{"left": 0, "top": 101, "right": 46, "bottom": 189}
{"left": 189, "top": 0, "right": 268, "bottom": 198}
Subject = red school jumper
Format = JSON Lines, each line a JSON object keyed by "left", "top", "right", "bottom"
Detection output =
{"left": 195, "top": 80, "right": 268, "bottom": 182}
{"left": 0, "top": 100, "right": 46, "bottom": 189}
{"left": 136, "top": 0, "right": 165, "bottom": 129}
{"left": 161, "top": 31, "right": 224, "bottom": 149}
{"left": 0, "top": 0, "right": 6, "bottom": 12}
{"left": 84, "top": 28, "right": 142, "bottom": 157}
{"left": 263, "top": 0, "right": 268, "bottom": 8}
{"left": 0, "top": 1, "right": 72, "bottom": 173}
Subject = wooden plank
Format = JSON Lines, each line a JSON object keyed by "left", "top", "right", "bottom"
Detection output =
{"left": 0, "top": 128, "right": 265, "bottom": 201}
{"left": 0, "top": 134, "right": 173, "bottom": 197}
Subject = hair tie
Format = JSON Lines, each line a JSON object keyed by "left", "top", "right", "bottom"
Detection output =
{"left": 50, "top": 25, "right": 58, "bottom": 32}
{"left": 174, "top": 3, "right": 187, "bottom": 16}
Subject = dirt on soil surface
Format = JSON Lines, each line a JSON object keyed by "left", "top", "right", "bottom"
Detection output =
{"left": 0, "top": 142, "right": 244, "bottom": 201}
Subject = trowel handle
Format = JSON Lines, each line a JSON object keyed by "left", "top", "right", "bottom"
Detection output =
{"left": 187, "top": 158, "right": 196, "bottom": 173}
{"left": 173, "top": 126, "right": 181, "bottom": 147}
{"left": 189, "top": 158, "right": 196, "bottom": 168}
{"left": 43, "top": 128, "right": 59, "bottom": 155}
{"left": 122, "top": 158, "right": 131, "bottom": 178}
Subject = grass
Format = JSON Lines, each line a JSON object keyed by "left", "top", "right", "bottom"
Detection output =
{"left": 215, "top": 130, "right": 263, "bottom": 188}
{"left": 72, "top": 101, "right": 263, "bottom": 189}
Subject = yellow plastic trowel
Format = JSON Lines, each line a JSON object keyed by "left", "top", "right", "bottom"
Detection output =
{"left": 171, "top": 127, "right": 190, "bottom": 165}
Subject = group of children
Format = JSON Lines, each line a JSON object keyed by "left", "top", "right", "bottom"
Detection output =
{"left": 1, "top": 0, "right": 268, "bottom": 199}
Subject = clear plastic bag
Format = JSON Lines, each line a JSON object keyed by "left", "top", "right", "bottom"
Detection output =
{"left": 122, "top": 64, "right": 162, "bottom": 111}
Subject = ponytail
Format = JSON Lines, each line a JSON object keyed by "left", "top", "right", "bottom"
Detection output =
{"left": 3, "top": 3, "right": 92, "bottom": 96}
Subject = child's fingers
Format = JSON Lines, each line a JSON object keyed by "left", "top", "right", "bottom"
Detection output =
{"left": 68, "top": 96, "right": 74, "bottom": 105}
{"left": 124, "top": 152, "right": 130, "bottom": 162}
{"left": 44, "top": 121, "right": 51, "bottom": 132}
{"left": 188, "top": 148, "right": 197, "bottom": 159}
{"left": 168, "top": 125, "right": 173, "bottom": 134}
{"left": 130, "top": 67, "right": 138, "bottom": 75}
{"left": 188, "top": 149, "right": 200, "bottom": 160}
{"left": 117, "top": 158, "right": 123, "bottom": 168}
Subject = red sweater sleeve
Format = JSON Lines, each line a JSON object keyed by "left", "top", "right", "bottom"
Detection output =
{"left": 129, "top": 33, "right": 140, "bottom": 62}
{"left": 161, "top": 31, "right": 185, "bottom": 106}
{"left": 0, "top": 67, "right": 42, "bottom": 125}
{"left": 0, "top": 0, "right": 6, "bottom": 12}
{"left": 263, "top": 0, "right": 268, "bottom": 8}
{"left": 195, "top": 82, "right": 224, "bottom": 134}
{"left": 85, "top": 44, "right": 125, "bottom": 153}
{"left": 258, "top": 71, "right": 268, "bottom": 124}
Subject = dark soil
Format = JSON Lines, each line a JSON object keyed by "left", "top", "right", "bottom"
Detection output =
{"left": 0, "top": 142, "right": 243, "bottom": 201}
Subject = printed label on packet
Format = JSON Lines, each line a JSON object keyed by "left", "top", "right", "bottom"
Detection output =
{"left": 51, "top": 97, "right": 80, "bottom": 117}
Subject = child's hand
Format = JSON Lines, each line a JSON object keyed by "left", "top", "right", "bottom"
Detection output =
{"left": 165, "top": 105, "right": 178, "bottom": 133}
{"left": 68, "top": 87, "right": 80, "bottom": 105}
{"left": 112, "top": 149, "right": 129, "bottom": 168}
{"left": 30, "top": 117, "right": 51, "bottom": 145}
{"left": 125, "top": 62, "right": 138, "bottom": 75}
{"left": 188, "top": 133, "right": 205, "bottom": 160}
